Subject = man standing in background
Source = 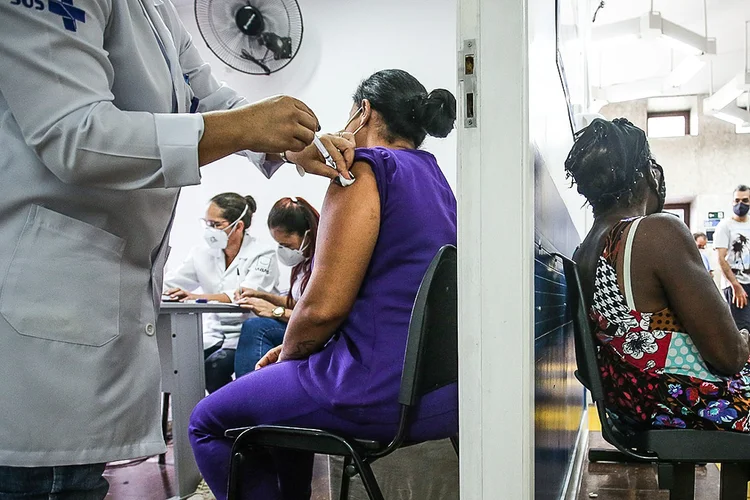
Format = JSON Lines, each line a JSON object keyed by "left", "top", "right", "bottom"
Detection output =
{"left": 693, "top": 232, "right": 713, "bottom": 276}
{"left": 714, "top": 185, "right": 750, "bottom": 329}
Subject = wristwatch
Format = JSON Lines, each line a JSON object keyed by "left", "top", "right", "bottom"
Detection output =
{"left": 272, "top": 306, "right": 285, "bottom": 318}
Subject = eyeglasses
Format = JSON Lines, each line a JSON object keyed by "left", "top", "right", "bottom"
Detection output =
{"left": 201, "top": 218, "right": 229, "bottom": 229}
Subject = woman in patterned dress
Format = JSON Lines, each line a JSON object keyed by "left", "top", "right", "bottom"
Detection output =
{"left": 566, "top": 117, "right": 750, "bottom": 431}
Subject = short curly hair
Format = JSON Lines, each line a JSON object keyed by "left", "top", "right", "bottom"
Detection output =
{"left": 564, "top": 118, "right": 659, "bottom": 216}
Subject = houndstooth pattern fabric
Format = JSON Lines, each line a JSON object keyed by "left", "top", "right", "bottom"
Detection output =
{"left": 593, "top": 257, "right": 650, "bottom": 337}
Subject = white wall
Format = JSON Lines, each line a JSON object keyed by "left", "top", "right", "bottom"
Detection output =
{"left": 601, "top": 98, "right": 750, "bottom": 234}
{"left": 167, "top": 0, "right": 457, "bottom": 272}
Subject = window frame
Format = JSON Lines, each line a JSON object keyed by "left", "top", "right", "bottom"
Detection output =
{"left": 646, "top": 110, "right": 690, "bottom": 138}
{"left": 663, "top": 202, "right": 691, "bottom": 228}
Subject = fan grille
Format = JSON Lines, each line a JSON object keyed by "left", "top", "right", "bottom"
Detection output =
{"left": 195, "top": 0, "right": 303, "bottom": 75}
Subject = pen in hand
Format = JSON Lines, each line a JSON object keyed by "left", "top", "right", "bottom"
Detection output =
{"left": 235, "top": 268, "right": 242, "bottom": 303}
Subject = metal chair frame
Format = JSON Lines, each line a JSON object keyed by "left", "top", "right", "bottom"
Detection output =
{"left": 225, "top": 245, "right": 459, "bottom": 500}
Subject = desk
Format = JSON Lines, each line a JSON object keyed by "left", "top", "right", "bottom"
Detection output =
{"left": 157, "top": 302, "right": 242, "bottom": 500}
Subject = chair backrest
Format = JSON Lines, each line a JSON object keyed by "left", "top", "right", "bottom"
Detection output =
{"left": 557, "top": 254, "right": 606, "bottom": 403}
{"left": 398, "top": 245, "right": 458, "bottom": 407}
{"left": 557, "top": 253, "right": 657, "bottom": 460}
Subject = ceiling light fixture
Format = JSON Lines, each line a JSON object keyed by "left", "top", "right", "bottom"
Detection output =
{"left": 592, "top": 11, "right": 717, "bottom": 56}
{"left": 664, "top": 56, "right": 706, "bottom": 89}
{"left": 703, "top": 72, "right": 750, "bottom": 112}
{"left": 703, "top": 21, "right": 750, "bottom": 133}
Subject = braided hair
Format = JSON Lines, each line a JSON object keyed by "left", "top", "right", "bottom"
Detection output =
{"left": 564, "top": 118, "right": 665, "bottom": 216}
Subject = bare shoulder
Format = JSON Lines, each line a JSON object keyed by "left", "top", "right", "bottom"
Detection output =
{"left": 639, "top": 213, "right": 692, "bottom": 237}
{"left": 636, "top": 213, "right": 695, "bottom": 257}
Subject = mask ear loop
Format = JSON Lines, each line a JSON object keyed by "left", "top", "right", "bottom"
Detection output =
{"left": 343, "top": 106, "right": 365, "bottom": 135}
{"left": 298, "top": 230, "right": 310, "bottom": 253}
{"left": 226, "top": 203, "right": 249, "bottom": 238}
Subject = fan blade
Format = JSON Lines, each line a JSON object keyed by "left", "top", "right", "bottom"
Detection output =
{"left": 240, "top": 49, "right": 272, "bottom": 75}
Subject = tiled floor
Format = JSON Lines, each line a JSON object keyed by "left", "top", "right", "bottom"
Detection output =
{"left": 579, "top": 406, "right": 749, "bottom": 500}
{"left": 577, "top": 432, "right": 724, "bottom": 500}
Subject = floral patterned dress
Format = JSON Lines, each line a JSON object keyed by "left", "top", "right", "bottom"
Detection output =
{"left": 592, "top": 217, "right": 750, "bottom": 431}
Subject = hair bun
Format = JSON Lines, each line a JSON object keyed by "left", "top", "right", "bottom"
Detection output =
{"left": 414, "top": 89, "right": 456, "bottom": 138}
{"left": 244, "top": 195, "right": 257, "bottom": 214}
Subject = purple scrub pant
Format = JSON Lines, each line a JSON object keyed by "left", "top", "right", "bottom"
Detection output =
{"left": 188, "top": 360, "right": 457, "bottom": 500}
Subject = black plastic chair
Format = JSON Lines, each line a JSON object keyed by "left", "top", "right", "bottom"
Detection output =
{"left": 224, "top": 245, "right": 459, "bottom": 500}
{"left": 556, "top": 253, "right": 750, "bottom": 500}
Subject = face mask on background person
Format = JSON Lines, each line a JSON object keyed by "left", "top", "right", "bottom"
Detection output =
{"left": 734, "top": 202, "right": 750, "bottom": 218}
{"left": 277, "top": 231, "right": 309, "bottom": 267}
{"left": 203, "top": 204, "right": 248, "bottom": 250}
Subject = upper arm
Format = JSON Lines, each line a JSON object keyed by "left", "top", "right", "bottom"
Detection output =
{"left": 168, "top": 3, "right": 246, "bottom": 112}
{"left": 294, "top": 161, "right": 380, "bottom": 320}
{"left": 639, "top": 215, "right": 746, "bottom": 374}
{"left": 713, "top": 223, "right": 730, "bottom": 249}
{"left": 240, "top": 251, "right": 279, "bottom": 293}
{"left": 0, "top": 0, "right": 113, "bottom": 142}
{"left": 0, "top": 1, "right": 203, "bottom": 189}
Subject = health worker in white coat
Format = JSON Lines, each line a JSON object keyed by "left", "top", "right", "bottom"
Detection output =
{"left": 0, "top": 0, "right": 355, "bottom": 496}
{"left": 163, "top": 193, "right": 280, "bottom": 393}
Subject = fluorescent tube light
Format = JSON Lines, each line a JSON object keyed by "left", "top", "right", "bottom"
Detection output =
{"left": 703, "top": 72, "right": 750, "bottom": 112}
{"left": 713, "top": 111, "right": 749, "bottom": 127}
{"left": 592, "top": 12, "right": 716, "bottom": 56}
{"left": 593, "top": 78, "right": 664, "bottom": 103}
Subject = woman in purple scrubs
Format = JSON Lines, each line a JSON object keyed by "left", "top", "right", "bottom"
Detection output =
{"left": 189, "top": 69, "right": 458, "bottom": 500}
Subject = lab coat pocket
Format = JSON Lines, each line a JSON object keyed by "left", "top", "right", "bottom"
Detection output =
{"left": 0, "top": 205, "right": 125, "bottom": 347}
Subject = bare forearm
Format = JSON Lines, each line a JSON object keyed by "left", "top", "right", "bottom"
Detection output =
{"left": 252, "top": 291, "right": 288, "bottom": 308}
{"left": 195, "top": 293, "right": 232, "bottom": 303}
{"left": 719, "top": 258, "right": 740, "bottom": 286}
{"left": 198, "top": 109, "right": 248, "bottom": 166}
{"left": 279, "top": 306, "right": 344, "bottom": 361}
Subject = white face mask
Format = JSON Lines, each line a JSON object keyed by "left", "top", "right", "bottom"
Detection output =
{"left": 277, "top": 231, "right": 309, "bottom": 267}
{"left": 203, "top": 204, "right": 248, "bottom": 251}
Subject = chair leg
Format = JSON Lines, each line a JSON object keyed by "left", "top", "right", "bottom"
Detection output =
{"left": 719, "top": 463, "right": 750, "bottom": 500}
{"left": 450, "top": 435, "right": 459, "bottom": 456}
{"left": 159, "top": 392, "right": 170, "bottom": 465}
{"left": 355, "top": 461, "right": 384, "bottom": 500}
{"left": 227, "top": 451, "right": 245, "bottom": 500}
{"left": 658, "top": 463, "right": 694, "bottom": 500}
{"left": 339, "top": 456, "right": 352, "bottom": 500}
{"left": 348, "top": 453, "right": 383, "bottom": 500}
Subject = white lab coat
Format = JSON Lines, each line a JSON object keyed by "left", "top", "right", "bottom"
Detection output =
{"left": 164, "top": 233, "right": 280, "bottom": 350}
{"left": 0, "top": 0, "right": 284, "bottom": 466}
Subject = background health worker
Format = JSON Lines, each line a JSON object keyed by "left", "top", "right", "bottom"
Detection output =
{"left": 234, "top": 196, "right": 320, "bottom": 377}
{"left": 0, "top": 0, "right": 354, "bottom": 496}
{"left": 164, "top": 193, "right": 280, "bottom": 393}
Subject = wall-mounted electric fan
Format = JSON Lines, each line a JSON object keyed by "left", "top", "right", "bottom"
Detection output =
{"left": 195, "top": 0, "right": 304, "bottom": 75}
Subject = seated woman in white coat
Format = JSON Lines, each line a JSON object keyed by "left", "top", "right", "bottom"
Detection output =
{"left": 164, "top": 192, "right": 280, "bottom": 392}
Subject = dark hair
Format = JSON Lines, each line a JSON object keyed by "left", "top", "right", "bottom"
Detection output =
{"left": 564, "top": 118, "right": 657, "bottom": 216}
{"left": 352, "top": 69, "right": 456, "bottom": 148}
{"left": 735, "top": 185, "right": 750, "bottom": 193}
{"left": 210, "top": 192, "right": 256, "bottom": 229}
{"left": 267, "top": 197, "right": 320, "bottom": 305}
{"left": 693, "top": 232, "right": 707, "bottom": 241}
